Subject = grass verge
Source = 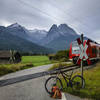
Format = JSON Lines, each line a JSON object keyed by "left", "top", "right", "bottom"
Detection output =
{"left": 0, "top": 56, "right": 52, "bottom": 76}
{"left": 49, "top": 62, "right": 73, "bottom": 70}
{"left": 63, "top": 62, "right": 100, "bottom": 100}
{"left": 0, "top": 63, "right": 33, "bottom": 76}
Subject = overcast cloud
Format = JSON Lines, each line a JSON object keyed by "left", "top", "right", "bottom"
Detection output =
{"left": 0, "top": 0, "right": 100, "bottom": 43}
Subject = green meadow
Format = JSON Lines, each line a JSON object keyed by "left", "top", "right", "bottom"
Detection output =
{"left": 22, "top": 56, "right": 51, "bottom": 66}
{"left": 63, "top": 62, "right": 100, "bottom": 100}
{"left": 0, "top": 56, "right": 52, "bottom": 76}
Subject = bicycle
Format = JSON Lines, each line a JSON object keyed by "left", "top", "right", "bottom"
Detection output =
{"left": 45, "top": 66, "right": 85, "bottom": 95}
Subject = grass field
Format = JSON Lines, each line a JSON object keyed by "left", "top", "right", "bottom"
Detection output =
{"left": 0, "top": 56, "right": 52, "bottom": 76}
{"left": 22, "top": 56, "right": 52, "bottom": 66}
{"left": 63, "top": 62, "right": 100, "bottom": 100}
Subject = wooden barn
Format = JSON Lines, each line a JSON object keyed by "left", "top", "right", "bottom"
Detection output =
{"left": 0, "top": 51, "right": 21, "bottom": 64}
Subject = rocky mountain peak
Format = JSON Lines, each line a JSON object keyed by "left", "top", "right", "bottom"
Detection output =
{"left": 58, "top": 23, "right": 71, "bottom": 31}
{"left": 7, "top": 23, "right": 21, "bottom": 28}
{"left": 58, "top": 23, "right": 77, "bottom": 36}
{"left": 51, "top": 24, "right": 57, "bottom": 28}
{"left": 48, "top": 24, "right": 58, "bottom": 33}
{"left": 58, "top": 24, "right": 68, "bottom": 28}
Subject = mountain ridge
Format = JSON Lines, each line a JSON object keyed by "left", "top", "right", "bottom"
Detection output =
{"left": 0, "top": 25, "right": 54, "bottom": 54}
{"left": 0, "top": 23, "right": 80, "bottom": 52}
{"left": 40, "top": 24, "right": 79, "bottom": 51}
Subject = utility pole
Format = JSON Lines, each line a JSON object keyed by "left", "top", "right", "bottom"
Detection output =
{"left": 81, "top": 34, "right": 83, "bottom": 86}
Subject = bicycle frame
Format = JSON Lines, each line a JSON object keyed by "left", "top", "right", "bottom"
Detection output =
{"left": 55, "top": 68, "right": 74, "bottom": 87}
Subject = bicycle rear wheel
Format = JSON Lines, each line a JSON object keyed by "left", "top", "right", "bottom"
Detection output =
{"left": 45, "top": 76, "right": 63, "bottom": 95}
{"left": 72, "top": 75, "right": 85, "bottom": 90}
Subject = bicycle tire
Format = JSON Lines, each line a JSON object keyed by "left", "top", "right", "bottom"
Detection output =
{"left": 45, "top": 76, "right": 63, "bottom": 95}
{"left": 71, "top": 75, "right": 85, "bottom": 89}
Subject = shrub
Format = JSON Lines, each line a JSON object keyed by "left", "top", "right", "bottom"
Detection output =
{"left": 0, "top": 66, "right": 13, "bottom": 76}
{"left": 0, "top": 63, "right": 33, "bottom": 76}
{"left": 48, "top": 50, "right": 69, "bottom": 62}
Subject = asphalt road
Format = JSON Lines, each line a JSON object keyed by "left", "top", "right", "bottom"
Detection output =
{"left": 0, "top": 64, "right": 84, "bottom": 100}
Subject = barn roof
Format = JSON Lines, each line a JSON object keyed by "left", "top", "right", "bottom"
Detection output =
{"left": 0, "top": 51, "right": 12, "bottom": 58}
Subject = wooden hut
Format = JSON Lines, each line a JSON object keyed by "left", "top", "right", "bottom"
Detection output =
{"left": 0, "top": 51, "right": 21, "bottom": 64}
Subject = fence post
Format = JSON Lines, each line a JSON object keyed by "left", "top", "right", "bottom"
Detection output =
{"left": 81, "top": 34, "right": 84, "bottom": 86}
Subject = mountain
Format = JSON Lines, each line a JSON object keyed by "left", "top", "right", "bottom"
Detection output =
{"left": 29, "top": 29, "right": 47, "bottom": 43}
{"left": 41, "top": 24, "right": 79, "bottom": 51}
{"left": 41, "top": 24, "right": 60, "bottom": 45}
{"left": 6, "top": 23, "right": 31, "bottom": 41}
{"left": 6, "top": 23, "right": 47, "bottom": 44}
{"left": 0, "top": 26, "right": 54, "bottom": 54}
{"left": 58, "top": 24, "right": 77, "bottom": 36}
{"left": 0, "top": 23, "right": 80, "bottom": 52}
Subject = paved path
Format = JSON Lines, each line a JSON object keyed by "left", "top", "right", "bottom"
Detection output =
{"left": 0, "top": 64, "right": 85, "bottom": 100}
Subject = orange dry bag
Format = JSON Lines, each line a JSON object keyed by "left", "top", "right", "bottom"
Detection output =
{"left": 51, "top": 85, "right": 62, "bottom": 99}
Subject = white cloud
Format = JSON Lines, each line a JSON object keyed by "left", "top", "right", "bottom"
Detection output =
{"left": 88, "top": 30, "right": 100, "bottom": 43}
{"left": 0, "top": 0, "right": 100, "bottom": 42}
{"left": 0, "top": 20, "right": 12, "bottom": 27}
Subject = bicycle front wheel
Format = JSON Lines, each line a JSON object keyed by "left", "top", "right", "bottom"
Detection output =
{"left": 72, "top": 75, "right": 85, "bottom": 90}
{"left": 45, "top": 76, "right": 63, "bottom": 95}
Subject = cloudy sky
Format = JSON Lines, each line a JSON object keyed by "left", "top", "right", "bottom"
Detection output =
{"left": 0, "top": 0, "right": 100, "bottom": 43}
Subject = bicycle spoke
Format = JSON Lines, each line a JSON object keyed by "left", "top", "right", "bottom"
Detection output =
{"left": 45, "top": 76, "right": 63, "bottom": 94}
{"left": 72, "top": 75, "right": 85, "bottom": 90}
